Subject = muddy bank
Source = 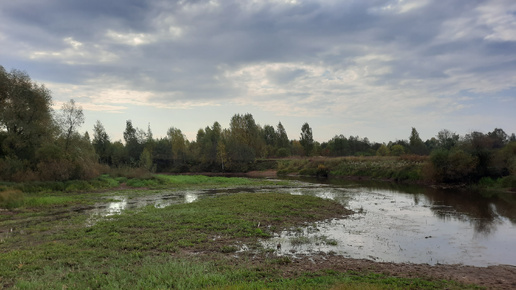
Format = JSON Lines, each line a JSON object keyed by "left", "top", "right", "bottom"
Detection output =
{"left": 180, "top": 170, "right": 279, "bottom": 178}
{"left": 275, "top": 255, "right": 516, "bottom": 289}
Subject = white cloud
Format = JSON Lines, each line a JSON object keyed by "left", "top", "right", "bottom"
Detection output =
{"left": 105, "top": 30, "right": 156, "bottom": 46}
{"left": 28, "top": 37, "right": 118, "bottom": 64}
{"left": 477, "top": 0, "right": 516, "bottom": 42}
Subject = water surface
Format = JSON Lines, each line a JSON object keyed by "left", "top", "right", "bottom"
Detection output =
{"left": 83, "top": 178, "right": 516, "bottom": 266}
{"left": 264, "top": 178, "right": 516, "bottom": 267}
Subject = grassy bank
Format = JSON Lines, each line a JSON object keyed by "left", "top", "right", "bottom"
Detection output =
{"left": 0, "top": 174, "right": 289, "bottom": 209}
{"left": 0, "top": 177, "right": 475, "bottom": 289}
{"left": 277, "top": 156, "right": 427, "bottom": 183}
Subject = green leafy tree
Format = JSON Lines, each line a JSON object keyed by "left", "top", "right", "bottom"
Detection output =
{"left": 110, "top": 141, "right": 127, "bottom": 168}
{"left": 488, "top": 128, "right": 508, "bottom": 149}
{"left": 376, "top": 144, "right": 390, "bottom": 156}
{"left": 195, "top": 122, "right": 223, "bottom": 170}
{"left": 226, "top": 114, "right": 262, "bottom": 168}
{"left": 430, "top": 149, "right": 478, "bottom": 183}
{"left": 229, "top": 113, "right": 264, "bottom": 158}
{"left": 300, "top": 122, "right": 314, "bottom": 156}
{"left": 409, "top": 127, "right": 427, "bottom": 155}
{"left": 167, "top": 127, "right": 187, "bottom": 164}
{"left": 92, "top": 120, "right": 112, "bottom": 164}
{"left": 390, "top": 144, "right": 405, "bottom": 156}
{"left": 0, "top": 67, "right": 54, "bottom": 161}
{"left": 262, "top": 124, "right": 277, "bottom": 157}
{"left": 436, "top": 129, "right": 459, "bottom": 150}
{"left": 216, "top": 139, "right": 228, "bottom": 171}
{"left": 123, "top": 120, "right": 144, "bottom": 166}
{"left": 276, "top": 122, "right": 290, "bottom": 155}
{"left": 139, "top": 147, "right": 153, "bottom": 172}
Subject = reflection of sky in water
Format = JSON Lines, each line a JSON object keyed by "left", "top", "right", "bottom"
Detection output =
{"left": 104, "top": 198, "right": 127, "bottom": 216}
{"left": 87, "top": 191, "right": 201, "bottom": 225}
{"left": 264, "top": 186, "right": 516, "bottom": 267}
{"left": 185, "top": 192, "right": 198, "bottom": 203}
{"left": 79, "top": 180, "right": 516, "bottom": 266}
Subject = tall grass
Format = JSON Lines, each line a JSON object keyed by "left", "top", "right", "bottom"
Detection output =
{"left": 0, "top": 188, "right": 24, "bottom": 209}
{"left": 278, "top": 156, "right": 425, "bottom": 182}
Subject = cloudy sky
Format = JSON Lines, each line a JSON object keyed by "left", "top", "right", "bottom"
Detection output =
{"left": 1, "top": 0, "right": 515, "bottom": 143}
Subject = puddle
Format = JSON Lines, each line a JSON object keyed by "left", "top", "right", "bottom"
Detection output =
{"left": 262, "top": 181, "right": 516, "bottom": 267}
{"left": 85, "top": 190, "right": 209, "bottom": 225}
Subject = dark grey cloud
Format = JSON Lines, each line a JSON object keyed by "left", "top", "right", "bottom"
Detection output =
{"left": 1, "top": 0, "right": 515, "bottom": 141}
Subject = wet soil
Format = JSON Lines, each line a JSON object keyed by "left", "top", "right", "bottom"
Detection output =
{"left": 217, "top": 251, "right": 516, "bottom": 289}
{"left": 274, "top": 255, "right": 516, "bottom": 289}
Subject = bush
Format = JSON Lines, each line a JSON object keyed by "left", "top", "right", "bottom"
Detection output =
{"left": 0, "top": 188, "right": 24, "bottom": 209}
{"left": 430, "top": 149, "right": 478, "bottom": 183}
{"left": 277, "top": 148, "right": 290, "bottom": 157}
{"left": 64, "top": 180, "right": 94, "bottom": 192}
{"left": 316, "top": 164, "right": 329, "bottom": 177}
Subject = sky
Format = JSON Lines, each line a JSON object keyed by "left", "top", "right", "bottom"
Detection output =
{"left": 1, "top": 0, "right": 515, "bottom": 143}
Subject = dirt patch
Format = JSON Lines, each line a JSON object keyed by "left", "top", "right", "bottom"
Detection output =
{"left": 244, "top": 170, "right": 278, "bottom": 178}
{"left": 265, "top": 254, "right": 516, "bottom": 289}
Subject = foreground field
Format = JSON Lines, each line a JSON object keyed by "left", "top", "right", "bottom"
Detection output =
{"left": 1, "top": 175, "right": 512, "bottom": 289}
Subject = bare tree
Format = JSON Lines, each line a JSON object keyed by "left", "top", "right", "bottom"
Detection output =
{"left": 58, "top": 99, "right": 84, "bottom": 153}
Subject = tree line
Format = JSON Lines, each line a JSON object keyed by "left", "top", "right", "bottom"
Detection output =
{"left": 1, "top": 65, "right": 515, "bottom": 184}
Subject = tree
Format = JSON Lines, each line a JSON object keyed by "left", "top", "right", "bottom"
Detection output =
{"left": 390, "top": 144, "right": 405, "bottom": 156}
{"left": 430, "top": 149, "right": 478, "bottom": 183}
{"left": 110, "top": 141, "right": 127, "bottom": 167}
{"left": 376, "top": 144, "right": 390, "bottom": 156}
{"left": 0, "top": 67, "right": 54, "bottom": 161}
{"left": 276, "top": 122, "right": 290, "bottom": 155}
{"left": 488, "top": 128, "right": 508, "bottom": 149}
{"left": 436, "top": 129, "right": 459, "bottom": 150}
{"left": 92, "top": 120, "right": 111, "bottom": 164}
{"left": 409, "top": 127, "right": 427, "bottom": 155}
{"left": 227, "top": 114, "right": 262, "bottom": 166}
{"left": 167, "top": 127, "right": 186, "bottom": 164}
{"left": 263, "top": 124, "right": 277, "bottom": 157}
{"left": 123, "top": 120, "right": 143, "bottom": 166}
{"left": 58, "top": 99, "right": 84, "bottom": 153}
{"left": 300, "top": 122, "right": 314, "bottom": 156}
{"left": 216, "top": 139, "right": 228, "bottom": 171}
{"left": 229, "top": 113, "right": 264, "bottom": 158}
{"left": 139, "top": 147, "right": 153, "bottom": 172}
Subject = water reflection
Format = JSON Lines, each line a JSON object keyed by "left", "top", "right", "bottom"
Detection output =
{"left": 86, "top": 191, "right": 203, "bottom": 225}
{"left": 265, "top": 178, "right": 516, "bottom": 267}
{"left": 185, "top": 192, "right": 198, "bottom": 203}
{"left": 79, "top": 176, "right": 516, "bottom": 266}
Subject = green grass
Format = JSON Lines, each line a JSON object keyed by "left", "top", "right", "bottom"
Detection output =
{"left": 0, "top": 177, "right": 479, "bottom": 289}
{"left": 278, "top": 157, "right": 425, "bottom": 182}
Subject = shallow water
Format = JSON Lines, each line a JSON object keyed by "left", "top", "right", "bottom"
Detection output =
{"left": 85, "top": 190, "right": 213, "bottom": 225}
{"left": 83, "top": 178, "right": 516, "bottom": 266}
{"left": 263, "top": 178, "right": 516, "bottom": 267}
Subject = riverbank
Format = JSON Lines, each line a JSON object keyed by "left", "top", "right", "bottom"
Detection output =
{"left": 2, "top": 176, "right": 510, "bottom": 288}
{"left": 255, "top": 156, "right": 516, "bottom": 193}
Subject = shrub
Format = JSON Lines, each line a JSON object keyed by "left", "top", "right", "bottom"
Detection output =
{"left": 0, "top": 188, "right": 24, "bottom": 209}
{"left": 277, "top": 148, "right": 290, "bottom": 157}
{"left": 430, "top": 149, "right": 478, "bottom": 183}
{"left": 64, "top": 180, "right": 94, "bottom": 192}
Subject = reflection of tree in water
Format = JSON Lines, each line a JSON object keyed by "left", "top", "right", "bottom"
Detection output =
{"left": 310, "top": 176, "right": 516, "bottom": 236}
{"left": 414, "top": 187, "right": 516, "bottom": 237}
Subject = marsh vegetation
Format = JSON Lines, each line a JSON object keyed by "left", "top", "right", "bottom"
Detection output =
{"left": 2, "top": 175, "right": 516, "bottom": 288}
